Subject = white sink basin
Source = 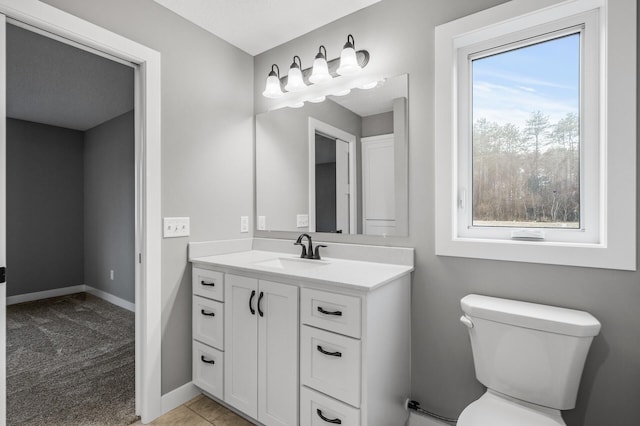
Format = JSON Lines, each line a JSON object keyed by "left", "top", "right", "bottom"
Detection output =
{"left": 254, "top": 256, "right": 330, "bottom": 272}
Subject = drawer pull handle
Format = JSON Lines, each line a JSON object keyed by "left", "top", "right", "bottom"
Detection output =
{"left": 249, "top": 290, "right": 256, "bottom": 315}
{"left": 317, "top": 409, "right": 342, "bottom": 424}
{"left": 317, "top": 345, "right": 342, "bottom": 357}
{"left": 317, "top": 306, "right": 342, "bottom": 316}
{"left": 200, "top": 356, "right": 215, "bottom": 365}
{"left": 201, "top": 280, "right": 216, "bottom": 287}
{"left": 201, "top": 310, "right": 215, "bottom": 317}
{"left": 258, "top": 291, "right": 264, "bottom": 317}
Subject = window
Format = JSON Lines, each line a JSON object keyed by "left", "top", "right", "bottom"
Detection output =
{"left": 435, "top": 0, "right": 636, "bottom": 270}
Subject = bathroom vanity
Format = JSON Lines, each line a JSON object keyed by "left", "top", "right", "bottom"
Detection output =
{"left": 189, "top": 240, "right": 413, "bottom": 426}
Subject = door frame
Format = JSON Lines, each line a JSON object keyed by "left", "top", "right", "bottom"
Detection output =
{"left": 0, "top": 0, "right": 162, "bottom": 423}
{"left": 308, "top": 117, "right": 357, "bottom": 234}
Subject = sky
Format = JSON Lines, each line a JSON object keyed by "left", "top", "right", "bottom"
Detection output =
{"left": 472, "top": 33, "right": 580, "bottom": 129}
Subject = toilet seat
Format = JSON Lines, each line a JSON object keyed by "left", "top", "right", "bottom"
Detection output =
{"left": 458, "top": 391, "right": 566, "bottom": 426}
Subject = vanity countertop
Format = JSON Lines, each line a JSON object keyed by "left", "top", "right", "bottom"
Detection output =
{"left": 190, "top": 250, "right": 413, "bottom": 292}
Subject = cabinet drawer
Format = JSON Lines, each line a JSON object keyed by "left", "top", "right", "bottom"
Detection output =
{"left": 193, "top": 341, "right": 224, "bottom": 400}
{"left": 301, "top": 288, "right": 361, "bottom": 338}
{"left": 301, "top": 326, "right": 361, "bottom": 407}
{"left": 193, "top": 296, "right": 224, "bottom": 350}
{"left": 300, "top": 386, "right": 360, "bottom": 426}
{"left": 193, "top": 267, "right": 224, "bottom": 301}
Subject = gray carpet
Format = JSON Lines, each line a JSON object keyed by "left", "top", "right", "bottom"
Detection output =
{"left": 7, "top": 293, "right": 137, "bottom": 425}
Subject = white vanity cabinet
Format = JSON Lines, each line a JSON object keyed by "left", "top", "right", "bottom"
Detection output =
{"left": 224, "top": 274, "right": 299, "bottom": 426}
{"left": 192, "top": 267, "right": 225, "bottom": 400}
{"left": 299, "top": 280, "right": 410, "bottom": 426}
{"left": 190, "top": 248, "right": 412, "bottom": 426}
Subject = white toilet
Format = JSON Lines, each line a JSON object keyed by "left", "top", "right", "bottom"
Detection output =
{"left": 458, "top": 294, "right": 601, "bottom": 426}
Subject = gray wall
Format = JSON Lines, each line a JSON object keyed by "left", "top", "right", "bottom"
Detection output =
{"left": 362, "top": 111, "right": 392, "bottom": 137}
{"left": 6, "top": 119, "right": 84, "bottom": 296}
{"left": 84, "top": 110, "right": 135, "bottom": 303}
{"left": 40, "top": 0, "right": 255, "bottom": 394}
{"left": 254, "top": 1, "right": 640, "bottom": 425}
{"left": 256, "top": 99, "right": 361, "bottom": 231}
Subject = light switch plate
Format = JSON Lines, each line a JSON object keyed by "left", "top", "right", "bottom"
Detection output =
{"left": 258, "top": 216, "right": 266, "bottom": 230}
{"left": 240, "top": 216, "right": 249, "bottom": 233}
{"left": 297, "top": 214, "right": 309, "bottom": 228}
{"left": 163, "top": 217, "right": 190, "bottom": 238}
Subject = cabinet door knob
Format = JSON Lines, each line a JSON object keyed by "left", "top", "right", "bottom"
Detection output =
{"left": 201, "top": 280, "right": 215, "bottom": 287}
{"left": 258, "top": 291, "right": 264, "bottom": 317}
{"left": 316, "top": 409, "right": 342, "bottom": 424}
{"left": 317, "top": 306, "right": 342, "bottom": 316}
{"left": 201, "top": 310, "right": 215, "bottom": 317}
{"left": 200, "top": 356, "right": 215, "bottom": 365}
{"left": 249, "top": 290, "right": 256, "bottom": 315}
{"left": 317, "top": 345, "right": 342, "bottom": 357}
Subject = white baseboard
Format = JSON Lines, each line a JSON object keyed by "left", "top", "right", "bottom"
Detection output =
{"left": 85, "top": 285, "right": 135, "bottom": 312}
{"left": 6, "top": 285, "right": 87, "bottom": 305}
{"left": 161, "top": 382, "right": 201, "bottom": 415}
{"left": 7, "top": 284, "right": 135, "bottom": 312}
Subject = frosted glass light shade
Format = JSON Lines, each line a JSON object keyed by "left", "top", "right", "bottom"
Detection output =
{"left": 285, "top": 67, "right": 306, "bottom": 92}
{"left": 358, "top": 80, "right": 378, "bottom": 90}
{"left": 308, "top": 95, "right": 326, "bottom": 103}
{"left": 332, "top": 88, "right": 351, "bottom": 96}
{"left": 309, "top": 57, "right": 332, "bottom": 84}
{"left": 262, "top": 74, "right": 283, "bottom": 98}
{"left": 337, "top": 46, "right": 361, "bottom": 75}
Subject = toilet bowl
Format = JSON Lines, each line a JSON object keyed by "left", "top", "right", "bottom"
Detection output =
{"left": 458, "top": 294, "right": 601, "bottom": 426}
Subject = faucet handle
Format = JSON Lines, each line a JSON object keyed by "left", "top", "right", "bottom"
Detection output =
{"left": 294, "top": 242, "right": 307, "bottom": 258}
{"left": 313, "top": 245, "right": 327, "bottom": 260}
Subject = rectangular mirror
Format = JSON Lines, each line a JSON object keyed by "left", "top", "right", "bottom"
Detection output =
{"left": 256, "top": 73, "right": 408, "bottom": 236}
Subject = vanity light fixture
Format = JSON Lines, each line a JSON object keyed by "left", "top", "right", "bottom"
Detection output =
{"left": 309, "top": 45, "right": 332, "bottom": 84}
{"left": 332, "top": 89, "right": 351, "bottom": 96}
{"left": 336, "top": 34, "right": 362, "bottom": 76}
{"left": 284, "top": 56, "right": 306, "bottom": 92}
{"left": 358, "top": 80, "right": 379, "bottom": 90}
{"left": 262, "top": 64, "right": 284, "bottom": 99}
{"left": 261, "top": 34, "right": 371, "bottom": 109}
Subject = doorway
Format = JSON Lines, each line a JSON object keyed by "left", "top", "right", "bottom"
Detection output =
{"left": 5, "top": 21, "right": 136, "bottom": 423}
{"left": 0, "top": 1, "right": 162, "bottom": 423}
{"left": 308, "top": 118, "right": 357, "bottom": 234}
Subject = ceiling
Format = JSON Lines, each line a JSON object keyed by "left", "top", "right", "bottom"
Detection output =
{"left": 152, "top": 0, "right": 381, "bottom": 56}
{"left": 7, "top": 24, "right": 134, "bottom": 131}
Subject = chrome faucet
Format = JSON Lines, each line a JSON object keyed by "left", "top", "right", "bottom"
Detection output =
{"left": 294, "top": 234, "right": 327, "bottom": 260}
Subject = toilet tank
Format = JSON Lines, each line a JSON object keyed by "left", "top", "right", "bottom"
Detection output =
{"left": 460, "top": 294, "right": 601, "bottom": 410}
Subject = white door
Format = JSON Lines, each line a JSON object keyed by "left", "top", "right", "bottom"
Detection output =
{"left": 0, "top": 14, "right": 7, "bottom": 423}
{"left": 257, "top": 280, "right": 298, "bottom": 426}
{"left": 362, "top": 134, "right": 396, "bottom": 235}
{"left": 335, "top": 139, "right": 350, "bottom": 234}
{"left": 224, "top": 274, "right": 258, "bottom": 418}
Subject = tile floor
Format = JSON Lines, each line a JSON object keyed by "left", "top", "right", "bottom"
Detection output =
{"left": 135, "top": 394, "right": 254, "bottom": 425}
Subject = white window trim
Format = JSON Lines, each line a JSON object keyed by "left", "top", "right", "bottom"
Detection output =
{"left": 435, "top": 0, "right": 636, "bottom": 270}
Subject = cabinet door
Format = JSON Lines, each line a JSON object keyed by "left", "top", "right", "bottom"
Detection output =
{"left": 224, "top": 274, "right": 258, "bottom": 418}
{"left": 258, "top": 280, "right": 299, "bottom": 426}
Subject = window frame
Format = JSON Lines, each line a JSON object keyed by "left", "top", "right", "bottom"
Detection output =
{"left": 435, "top": 0, "right": 636, "bottom": 270}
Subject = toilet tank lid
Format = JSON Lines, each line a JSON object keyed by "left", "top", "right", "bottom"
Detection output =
{"left": 461, "top": 294, "right": 601, "bottom": 337}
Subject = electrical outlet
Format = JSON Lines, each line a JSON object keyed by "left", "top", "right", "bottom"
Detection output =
{"left": 258, "top": 216, "right": 266, "bottom": 230}
{"left": 240, "top": 216, "right": 249, "bottom": 233}
{"left": 163, "top": 217, "right": 190, "bottom": 238}
{"left": 110, "top": 270, "right": 114, "bottom": 281}
{"left": 297, "top": 214, "right": 309, "bottom": 228}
